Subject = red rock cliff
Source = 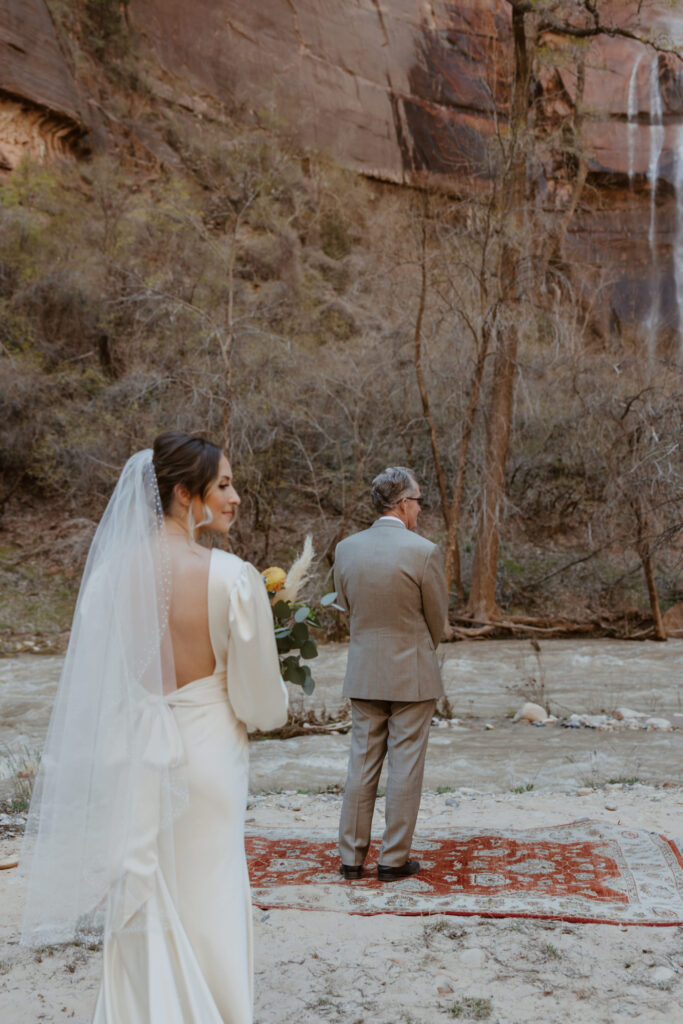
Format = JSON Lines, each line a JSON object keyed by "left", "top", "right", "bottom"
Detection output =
{"left": 0, "top": 0, "right": 84, "bottom": 169}
{"left": 127, "top": 0, "right": 683, "bottom": 339}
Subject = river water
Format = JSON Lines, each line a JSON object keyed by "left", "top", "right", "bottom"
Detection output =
{"left": 1, "top": 639, "right": 682, "bottom": 795}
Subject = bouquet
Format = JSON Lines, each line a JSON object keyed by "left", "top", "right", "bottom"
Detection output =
{"left": 261, "top": 536, "right": 340, "bottom": 695}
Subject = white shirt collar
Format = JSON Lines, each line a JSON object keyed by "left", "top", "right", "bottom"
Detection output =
{"left": 378, "top": 515, "right": 406, "bottom": 528}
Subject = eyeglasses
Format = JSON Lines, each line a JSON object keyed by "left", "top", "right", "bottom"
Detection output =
{"left": 403, "top": 495, "right": 423, "bottom": 507}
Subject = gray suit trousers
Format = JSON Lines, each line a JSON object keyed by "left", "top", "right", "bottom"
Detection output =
{"left": 338, "top": 698, "right": 436, "bottom": 867}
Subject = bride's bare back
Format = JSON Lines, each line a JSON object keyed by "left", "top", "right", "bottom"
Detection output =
{"left": 167, "top": 540, "right": 215, "bottom": 687}
{"left": 159, "top": 449, "right": 239, "bottom": 687}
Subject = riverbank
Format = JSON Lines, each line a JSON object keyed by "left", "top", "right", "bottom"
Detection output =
{"left": 2, "top": 784, "right": 682, "bottom": 1023}
{"left": 2, "top": 641, "right": 682, "bottom": 1022}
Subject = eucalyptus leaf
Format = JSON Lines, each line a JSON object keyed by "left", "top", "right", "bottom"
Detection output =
{"left": 276, "top": 635, "right": 293, "bottom": 653}
{"left": 294, "top": 605, "right": 311, "bottom": 622}
{"left": 300, "top": 639, "right": 318, "bottom": 660}
{"left": 302, "top": 675, "right": 315, "bottom": 695}
{"left": 320, "top": 592, "right": 338, "bottom": 606}
{"left": 286, "top": 663, "right": 306, "bottom": 687}
{"left": 273, "top": 600, "right": 291, "bottom": 622}
{"left": 291, "top": 622, "right": 308, "bottom": 646}
{"left": 274, "top": 627, "right": 291, "bottom": 638}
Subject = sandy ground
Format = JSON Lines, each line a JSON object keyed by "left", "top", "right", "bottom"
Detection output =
{"left": 1, "top": 785, "right": 682, "bottom": 1024}
{"left": 1, "top": 641, "right": 682, "bottom": 1023}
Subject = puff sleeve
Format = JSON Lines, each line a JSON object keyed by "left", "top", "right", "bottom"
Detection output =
{"left": 227, "top": 562, "right": 289, "bottom": 732}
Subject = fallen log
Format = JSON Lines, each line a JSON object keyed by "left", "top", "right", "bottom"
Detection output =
{"left": 445, "top": 613, "right": 659, "bottom": 641}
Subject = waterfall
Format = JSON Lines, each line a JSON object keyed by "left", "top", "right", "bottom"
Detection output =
{"left": 627, "top": 54, "right": 642, "bottom": 183}
{"left": 645, "top": 56, "right": 665, "bottom": 363}
{"left": 675, "top": 128, "right": 683, "bottom": 362}
{"left": 648, "top": 56, "right": 664, "bottom": 248}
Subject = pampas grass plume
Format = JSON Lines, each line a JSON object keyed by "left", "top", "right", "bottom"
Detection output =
{"left": 278, "top": 535, "right": 314, "bottom": 604}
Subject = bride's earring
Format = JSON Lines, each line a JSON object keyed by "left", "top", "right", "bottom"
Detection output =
{"left": 187, "top": 503, "right": 196, "bottom": 539}
{"left": 195, "top": 503, "right": 213, "bottom": 532}
{"left": 186, "top": 500, "right": 212, "bottom": 539}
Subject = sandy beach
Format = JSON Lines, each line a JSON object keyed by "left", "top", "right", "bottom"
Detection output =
{"left": 2, "top": 642, "right": 682, "bottom": 1023}
{"left": 2, "top": 786, "right": 683, "bottom": 1023}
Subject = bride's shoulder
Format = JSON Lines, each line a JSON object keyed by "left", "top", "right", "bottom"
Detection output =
{"left": 211, "top": 550, "right": 265, "bottom": 598}
{"left": 211, "top": 548, "right": 245, "bottom": 578}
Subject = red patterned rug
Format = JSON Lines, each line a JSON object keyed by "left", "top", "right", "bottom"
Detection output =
{"left": 246, "top": 821, "right": 683, "bottom": 926}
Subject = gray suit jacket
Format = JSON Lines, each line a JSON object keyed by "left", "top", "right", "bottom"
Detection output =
{"left": 333, "top": 519, "right": 448, "bottom": 701}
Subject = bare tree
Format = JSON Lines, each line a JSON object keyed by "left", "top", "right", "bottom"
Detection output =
{"left": 466, "top": 0, "right": 676, "bottom": 621}
{"left": 597, "top": 385, "right": 683, "bottom": 639}
{"left": 467, "top": 0, "right": 532, "bottom": 620}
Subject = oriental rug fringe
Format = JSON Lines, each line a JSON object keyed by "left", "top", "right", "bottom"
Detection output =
{"left": 246, "top": 821, "right": 683, "bottom": 926}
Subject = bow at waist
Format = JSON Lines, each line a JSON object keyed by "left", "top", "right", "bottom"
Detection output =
{"left": 165, "top": 671, "right": 228, "bottom": 707}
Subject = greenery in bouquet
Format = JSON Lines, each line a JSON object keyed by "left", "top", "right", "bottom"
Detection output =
{"left": 261, "top": 537, "right": 341, "bottom": 695}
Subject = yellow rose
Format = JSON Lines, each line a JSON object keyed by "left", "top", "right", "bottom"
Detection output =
{"left": 262, "top": 566, "right": 286, "bottom": 593}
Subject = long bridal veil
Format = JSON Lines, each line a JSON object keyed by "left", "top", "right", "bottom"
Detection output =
{"left": 21, "top": 449, "right": 188, "bottom": 946}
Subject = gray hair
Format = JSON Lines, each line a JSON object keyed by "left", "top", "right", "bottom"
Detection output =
{"left": 370, "top": 466, "right": 417, "bottom": 514}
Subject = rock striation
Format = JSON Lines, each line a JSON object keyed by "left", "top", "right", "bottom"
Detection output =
{"left": 3, "top": 0, "right": 683, "bottom": 339}
{"left": 127, "top": 0, "right": 683, "bottom": 339}
{"left": 0, "top": 0, "right": 84, "bottom": 169}
{"left": 126, "top": 2, "right": 683, "bottom": 180}
{"left": 129, "top": 0, "right": 512, "bottom": 185}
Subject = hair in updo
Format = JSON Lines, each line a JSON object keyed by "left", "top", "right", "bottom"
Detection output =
{"left": 152, "top": 431, "right": 223, "bottom": 515}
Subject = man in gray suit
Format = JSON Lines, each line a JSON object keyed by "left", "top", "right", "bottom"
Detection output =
{"left": 333, "top": 466, "right": 448, "bottom": 882}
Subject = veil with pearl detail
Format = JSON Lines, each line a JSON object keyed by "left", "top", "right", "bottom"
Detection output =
{"left": 20, "top": 449, "right": 187, "bottom": 946}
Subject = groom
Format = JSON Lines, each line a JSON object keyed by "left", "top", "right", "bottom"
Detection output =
{"left": 333, "top": 466, "right": 448, "bottom": 881}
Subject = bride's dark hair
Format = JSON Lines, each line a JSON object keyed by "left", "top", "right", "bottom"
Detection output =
{"left": 153, "top": 431, "right": 223, "bottom": 514}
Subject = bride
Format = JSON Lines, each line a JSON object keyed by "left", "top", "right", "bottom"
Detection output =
{"left": 20, "top": 431, "right": 288, "bottom": 1023}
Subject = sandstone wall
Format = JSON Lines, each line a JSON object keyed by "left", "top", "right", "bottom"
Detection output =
{"left": 0, "top": 94, "right": 79, "bottom": 169}
{"left": 2, "top": 0, "right": 681, "bottom": 338}
{"left": 0, "top": 0, "right": 84, "bottom": 169}
{"left": 129, "top": 0, "right": 512, "bottom": 184}
{"left": 127, "top": 0, "right": 683, "bottom": 336}
{"left": 127, "top": 2, "right": 682, "bottom": 181}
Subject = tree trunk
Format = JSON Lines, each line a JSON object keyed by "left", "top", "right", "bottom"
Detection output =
{"left": 467, "top": 319, "right": 518, "bottom": 619}
{"left": 220, "top": 217, "right": 238, "bottom": 450}
{"left": 467, "top": 2, "right": 531, "bottom": 620}
{"left": 640, "top": 548, "right": 667, "bottom": 641}
{"left": 413, "top": 213, "right": 450, "bottom": 530}
{"left": 635, "top": 513, "right": 667, "bottom": 641}
{"left": 444, "top": 319, "right": 492, "bottom": 602}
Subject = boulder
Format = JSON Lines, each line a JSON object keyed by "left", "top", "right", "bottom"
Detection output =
{"left": 513, "top": 702, "right": 548, "bottom": 724}
{"left": 645, "top": 717, "right": 673, "bottom": 731}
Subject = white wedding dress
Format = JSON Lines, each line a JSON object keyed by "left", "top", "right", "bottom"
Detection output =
{"left": 92, "top": 550, "right": 288, "bottom": 1024}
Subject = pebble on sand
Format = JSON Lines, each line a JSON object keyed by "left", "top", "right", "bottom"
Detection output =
{"left": 459, "top": 948, "right": 487, "bottom": 969}
{"left": 651, "top": 966, "right": 676, "bottom": 984}
{"left": 435, "top": 973, "right": 456, "bottom": 994}
{"left": 564, "top": 710, "right": 674, "bottom": 731}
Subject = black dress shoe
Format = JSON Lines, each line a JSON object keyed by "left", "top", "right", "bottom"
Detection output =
{"left": 339, "top": 863, "right": 364, "bottom": 880}
{"left": 377, "top": 859, "right": 420, "bottom": 882}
